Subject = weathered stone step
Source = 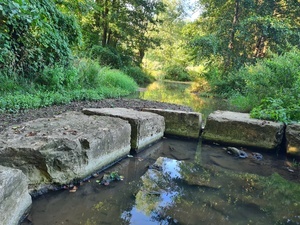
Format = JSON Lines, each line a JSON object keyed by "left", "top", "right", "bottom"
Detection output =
{"left": 202, "top": 110, "right": 285, "bottom": 150}
{"left": 0, "top": 165, "right": 32, "bottom": 225}
{"left": 82, "top": 108, "right": 165, "bottom": 151}
{"left": 142, "top": 108, "right": 202, "bottom": 139}
{"left": 286, "top": 123, "right": 300, "bottom": 157}
{"left": 0, "top": 111, "right": 131, "bottom": 190}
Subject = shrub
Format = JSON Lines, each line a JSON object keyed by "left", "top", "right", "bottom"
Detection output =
{"left": 224, "top": 48, "right": 300, "bottom": 122}
{"left": 0, "top": 58, "right": 138, "bottom": 112}
{"left": 76, "top": 58, "right": 102, "bottom": 88}
{"left": 164, "top": 64, "right": 191, "bottom": 81}
{"left": 90, "top": 45, "right": 122, "bottom": 68}
{"left": 0, "top": 75, "right": 21, "bottom": 93}
{"left": 0, "top": 0, "right": 80, "bottom": 78}
{"left": 99, "top": 68, "right": 138, "bottom": 93}
{"left": 122, "top": 66, "right": 153, "bottom": 86}
{"left": 36, "top": 66, "right": 65, "bottom": 91}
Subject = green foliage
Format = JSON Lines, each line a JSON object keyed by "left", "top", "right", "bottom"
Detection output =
{"left": 82, "top": 0, "right": 165, "bottom": 65}
{"left": 189, "top": 34, "right": 219, "bottom": 60}
{"left": 224, "top": 49, "right": 300, "bottom": 122}
{"left": 164, "top": 64, "right": 191, "bottom": 81}
{"left": 99, "top": 68, "right": 138, "bottom": 93}
{"left": 0, "top": 75, "right": 22, "bottom": 93}
{"left": 122, "top": 66, "right": 153, "bottom": 86}
{"left": 250, "top": 98, "right": 289, "bottom": 122}
{"left": 37, "top": 66, "right": 80, "bottom": 91}
{"left": 90, "top": 46, "right": 122, "bottom": 69}
{"left": 186, "top": 0, "right": 300, "bottom": 74}
{"left": 0, "top": 0, "right": 81, "bottom": 77}
{"left": 0, "top": 60, "right": 138, "bottom": 112}
{"left": 76, "top": 58, "right": 102, "bottom": 88}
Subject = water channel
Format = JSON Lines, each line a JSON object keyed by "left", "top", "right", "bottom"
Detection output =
{"left": 22, "top": 81, "right": 300, "bottom": 225}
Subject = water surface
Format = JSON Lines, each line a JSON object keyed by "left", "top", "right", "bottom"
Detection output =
{"left": 23, "top": 138, "right": 300, "bottom": 225}
{"left": 23, "top": 82, "right": 300, "bottom": 225}
{"left": 129, "top": 81, "right": 237, "bottom": 120}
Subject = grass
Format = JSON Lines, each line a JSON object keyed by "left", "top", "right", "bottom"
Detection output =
{"left": 0, "top": 59, "right": 138, "bottom": 113}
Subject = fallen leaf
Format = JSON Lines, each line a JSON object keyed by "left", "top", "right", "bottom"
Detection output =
{"left": 26, "top": 131, "right": 37, "bottom": 137}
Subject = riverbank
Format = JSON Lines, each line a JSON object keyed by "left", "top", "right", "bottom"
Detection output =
{"left": 0, "top": 98, "right": 193, "bottom": 133}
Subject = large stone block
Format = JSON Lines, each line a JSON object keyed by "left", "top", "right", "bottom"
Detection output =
{"left": 82, "top": 108, "right": 165, "bottom": 151}
{"left": 0, "top": 112, "right": 131, "bottom": 190}
{"left": 0, "top": 166, "right": 32, "bottom": 225}
{"left": 143, "top": 108, "right": 202, "bottom": 139}
{"left": 286, "top": 123, "right": 300, "bottom": 157}
{"left": 202, "top": 111, "right": 285, "bottom": 150}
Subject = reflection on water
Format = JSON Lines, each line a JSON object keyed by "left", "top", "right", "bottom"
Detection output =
{"left": 134, "top": 156, "right": 300, "bottom": 225}
{"left": 25, "top": 139, "right": 300, "bottom": 225}
{"left": 129, "top": 81, "right": 237, "bottom": 120}
{"left": 23, "top": 81, "right": 300, "bottom": 225}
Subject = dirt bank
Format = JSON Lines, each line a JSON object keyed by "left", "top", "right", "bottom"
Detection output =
{"left": 0, "top": 98, "right": 193, "bottom": 132}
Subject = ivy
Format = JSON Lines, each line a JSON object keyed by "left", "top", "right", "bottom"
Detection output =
{"left": 0, "top": 0, "right": 81, "bottom": 78}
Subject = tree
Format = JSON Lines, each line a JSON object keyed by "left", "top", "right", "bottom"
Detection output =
{"left": 0, "top": 0, "right": 81, "bottom": 78}
{"left": 142, "top": 0, "right": 193, "bottom": 78}
{"left": 186, "top": 0, "right": 300, "bottom": 72}
{"left": 81, "top": 0, "right": 165, "bottom": 66}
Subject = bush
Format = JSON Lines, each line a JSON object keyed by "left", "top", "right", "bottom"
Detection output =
{"left": 164, "top": 64, "right": 191, "bottom": 81}
{"left": 223, "top": 48, "right": 300, "bottom": 122}
{"left": 76, "top": 58, "right": 102, "bottom": 88}
{"left": 0, "top": 0, "right": 80, "bottom": 78}
{"left": 122, "top": 66, "right": 153, "bottom": 86}
{"left": 36, "top": 66, "right": 79, "bottom": 91}
{"left": 99, "top": 68, "right": 138, "bottom": 93}
{"left": 0, "top": 58, "right": 138, "bottom": 112}
{"left": 90, "top": 45, "right": 122, "bottom": 68}
{"left": 0, "top": 75, "right": 21, "bottom": 93}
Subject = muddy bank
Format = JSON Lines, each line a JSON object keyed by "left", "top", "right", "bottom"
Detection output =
{"left": 0, "top": 98, "right": 193, "bottom": 132}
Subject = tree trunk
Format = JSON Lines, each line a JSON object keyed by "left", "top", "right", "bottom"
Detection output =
{"left": 254, "top": 35, "right": 266, "bottom": 58}
{"left": 228, "top": 0, "right": 239, "bottom": 50}
{"left": 102, "top": 0, "right": 109, "bottom": 46}
{"left": 225, "top": 0, "right": 240, "bottom": 70}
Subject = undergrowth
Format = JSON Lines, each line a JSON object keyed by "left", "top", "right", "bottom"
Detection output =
{"left": 208, "top": 48, "right": 300, "bottom": 123}
{"left": 0, "top": 59, "right": 138, "bottom": 112}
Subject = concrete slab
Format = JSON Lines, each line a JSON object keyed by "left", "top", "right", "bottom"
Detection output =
{"left": 0, "top": 112, "right": 131, "bottom": 190}
{"left": 202, "top": 110, "right": 285, "bottom": 150}
{"left": 0, "top": 166, "right": 32, "bottom": 225}
{"left": 286, "top": 123, "right": 300, "bottom": 157}
{"left": 143, "top": 108, "right": 202, "bottom": 139}
{"left": 82, "top": 108, "right": 165, "bottom": 151}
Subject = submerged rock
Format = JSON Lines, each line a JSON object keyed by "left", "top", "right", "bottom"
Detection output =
{"left": 226, "top": 147, "right": 248, "bottom": 159}
{"left": 251, "top": 152, "right": 263, "bottom": 160}
{"left": 134, "top": 157, "right": 300, "bottom": 225}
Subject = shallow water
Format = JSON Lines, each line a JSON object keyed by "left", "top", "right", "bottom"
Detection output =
{"left": 22, "top": 82, "right": 300, "bottom": 225}
{"left": 23, "top": 138, "right": 300, "bottom": 225}
{"left": 129, "top": 81, "right": 237, "bottom": 120}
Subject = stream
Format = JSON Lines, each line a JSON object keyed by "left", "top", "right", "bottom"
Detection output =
{"left": 22, "top": 81, "right": 300, "bottom": 225}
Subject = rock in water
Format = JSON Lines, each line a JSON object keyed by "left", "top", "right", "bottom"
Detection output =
{"left": 226, "top": 147, "right": 248, "bottom": 159}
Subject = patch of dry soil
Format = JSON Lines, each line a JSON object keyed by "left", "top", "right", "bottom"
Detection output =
{"left": 0, "top": 98, "right": 193, "bottom": 132}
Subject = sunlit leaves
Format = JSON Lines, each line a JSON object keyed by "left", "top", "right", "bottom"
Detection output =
{"left": 0, "top": 0, "right": 81, "bottom": 77}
